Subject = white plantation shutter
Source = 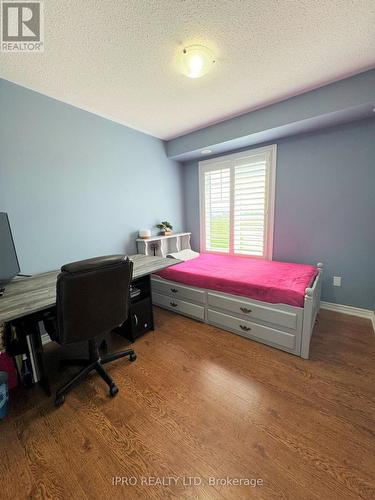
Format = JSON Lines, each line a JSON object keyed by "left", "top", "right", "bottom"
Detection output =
{"left": 199, "top": 146, "right": 276, "bottom": 259}
{"left": 233, "top": 153, "right": 268, "bottom": 256}
{"left": 204, "top": 166, "right": 231, "bottom": 252}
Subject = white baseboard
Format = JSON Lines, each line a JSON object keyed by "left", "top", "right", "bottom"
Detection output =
{"left": 321, "top": 301, "right": 375, "bottom": 333}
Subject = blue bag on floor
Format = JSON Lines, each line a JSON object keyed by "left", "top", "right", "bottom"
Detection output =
{"left": 0, "top": 371, "right": 9, "bottom": 419}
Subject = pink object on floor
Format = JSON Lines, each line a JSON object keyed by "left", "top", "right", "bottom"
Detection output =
{"left": 157, "top": 253, "right": 318, "bottom": 307}
{"left": 0, "top": 352, "right": 18, "bottom": 390}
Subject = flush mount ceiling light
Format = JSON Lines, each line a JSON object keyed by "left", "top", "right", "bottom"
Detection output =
{"left": 201, "top": 149, "right": 212, "bottom": 154}
{"left": 180, "top": 45, "right": 215, "bottom": 79}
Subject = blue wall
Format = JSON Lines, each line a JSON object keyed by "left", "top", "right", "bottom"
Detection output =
{"left": 0, "top": 79, "right": 185, "bottom": 274}
{"left": 183, "top": 118, "right": 375, "bottom": 309}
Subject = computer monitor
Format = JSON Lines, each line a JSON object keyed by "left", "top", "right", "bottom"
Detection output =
{"left": 0, "top": 212, "right": 20, "bottom": 291}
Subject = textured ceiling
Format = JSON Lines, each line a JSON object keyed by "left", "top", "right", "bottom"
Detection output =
{"left": 1, "top": 0, "right": 374, "bottom": 140}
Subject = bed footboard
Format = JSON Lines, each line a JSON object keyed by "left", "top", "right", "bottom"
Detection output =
{"left": 300, "top": 263, "right": 323, "bottom": 359}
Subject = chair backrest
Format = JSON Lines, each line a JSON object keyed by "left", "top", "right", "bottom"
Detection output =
{"left": 56, "top": 255, "right": 133, "bottom": 344}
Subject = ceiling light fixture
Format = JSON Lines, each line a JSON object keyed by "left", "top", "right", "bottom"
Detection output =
{"left": 201, "top": 149, "right": 212, "bottom": 154}
{"left": 180, "top": 45, "right": 215, "bottom": 79}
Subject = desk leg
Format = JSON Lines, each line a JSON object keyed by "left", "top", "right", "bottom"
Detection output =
{"left": 27, "top": 317, "right": 51, "bottom": 397}
{"left": 146, "top": 275, "right": 155, "bottom": 331}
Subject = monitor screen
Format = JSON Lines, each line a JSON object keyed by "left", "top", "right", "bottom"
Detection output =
{"left": 0, "top": 212, "right": 20, "bottom": 285}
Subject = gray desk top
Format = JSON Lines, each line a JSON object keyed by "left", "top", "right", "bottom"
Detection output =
{"left": 0, "top": 254, "right": 181, "bottom": 324}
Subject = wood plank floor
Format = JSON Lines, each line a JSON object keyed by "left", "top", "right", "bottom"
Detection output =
{"left": 1, "top": 308, "right": 374, "bottom": 499}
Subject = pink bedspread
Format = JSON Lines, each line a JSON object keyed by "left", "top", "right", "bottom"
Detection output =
{"left": 156, "top": 254, "right": 318, "bottom": 307}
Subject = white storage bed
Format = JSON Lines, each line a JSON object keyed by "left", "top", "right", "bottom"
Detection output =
{"left": 151, "top": 263, "right": 323, "bottom": 359}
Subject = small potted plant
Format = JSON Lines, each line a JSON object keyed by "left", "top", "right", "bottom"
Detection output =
{"left": 156, "top": 221, "right": 173, "bottom": 235}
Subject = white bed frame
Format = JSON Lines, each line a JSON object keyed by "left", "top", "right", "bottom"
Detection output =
{"left": 151, "top": 263, "right": 323, "bottom": 359}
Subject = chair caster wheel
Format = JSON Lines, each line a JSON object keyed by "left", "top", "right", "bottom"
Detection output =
{"left": 55, "top": 394, "right": 65, "bottom": 407}
{"left": 109, "top": 384, "right": 119, "bottom": 397}
{"left": 129, "top": 353, "right": 137, "bottom": 362}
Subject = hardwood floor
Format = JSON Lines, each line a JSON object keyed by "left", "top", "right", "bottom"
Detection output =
{"left": 1, "top": 308, "right": 374, "bottom": 499}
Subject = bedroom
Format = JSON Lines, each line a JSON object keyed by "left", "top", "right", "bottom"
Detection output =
{"left": 0, "top": 1, "right": 374, "bottom": 499}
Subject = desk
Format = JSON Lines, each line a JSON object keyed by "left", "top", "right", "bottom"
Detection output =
{"left": 0, "top": 254, "right": 181, "bottom": 395}
{"left": 0, "top": 254, "right": 180, "bottom": 324}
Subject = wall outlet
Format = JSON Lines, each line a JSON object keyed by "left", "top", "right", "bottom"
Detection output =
{"left": 333, "top": 276, "right": 341, "bottom": 287}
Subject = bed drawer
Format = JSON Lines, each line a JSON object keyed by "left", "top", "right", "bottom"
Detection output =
{"left": 153, "top": 292, "right": 205, "bottom": 321}
{"left": 207, "top": 292, "right": 298, "bottom": 331}
{"left": 207, "top": 309, "right": 296, "bottom": 351}
{"left": 152, "top": 277, "right": 205, "bottom": 304}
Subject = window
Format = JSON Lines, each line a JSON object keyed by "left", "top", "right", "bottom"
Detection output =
{"left": 199, "top": 145, "right": 276, "bottom": 259}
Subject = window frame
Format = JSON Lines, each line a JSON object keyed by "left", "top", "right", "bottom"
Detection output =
{"left": 198, "top": 144, "right": 277, "bottom": 260}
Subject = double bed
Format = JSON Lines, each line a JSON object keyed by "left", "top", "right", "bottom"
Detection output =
{"left": 151, "top": 254, "right": 323, "bottom": 359}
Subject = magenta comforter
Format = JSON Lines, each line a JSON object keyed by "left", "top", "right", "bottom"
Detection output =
{"left": 156, "top": 254, "right": 318, "bottom": 307}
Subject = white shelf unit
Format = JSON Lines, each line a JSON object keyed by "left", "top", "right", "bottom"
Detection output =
{"left": 136, "top": 232, "right": 191, "bottom": 257}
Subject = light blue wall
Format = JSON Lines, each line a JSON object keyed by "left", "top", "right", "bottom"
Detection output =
{"left": 0, "top": 79, "right": 185, "bottom": 274}
{"left": 183, "top": 118, "right": 375, "bottom": 310}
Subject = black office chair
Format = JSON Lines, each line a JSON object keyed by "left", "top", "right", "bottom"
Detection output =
{"left": 44, "top": 255, "right": 137, "bottom": 407}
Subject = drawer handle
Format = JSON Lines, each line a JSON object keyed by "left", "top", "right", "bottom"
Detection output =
{"left": 240, "top": 307, "right": 252, "bottom": 314}
{"left": 239, "top": 325, "right": 251, "bottom": 332}
{"left": 170, "top": 301, "right": 178, "bottom": 307}
{"left": 170, "top": 288, "right": 178, "bottom": 293}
